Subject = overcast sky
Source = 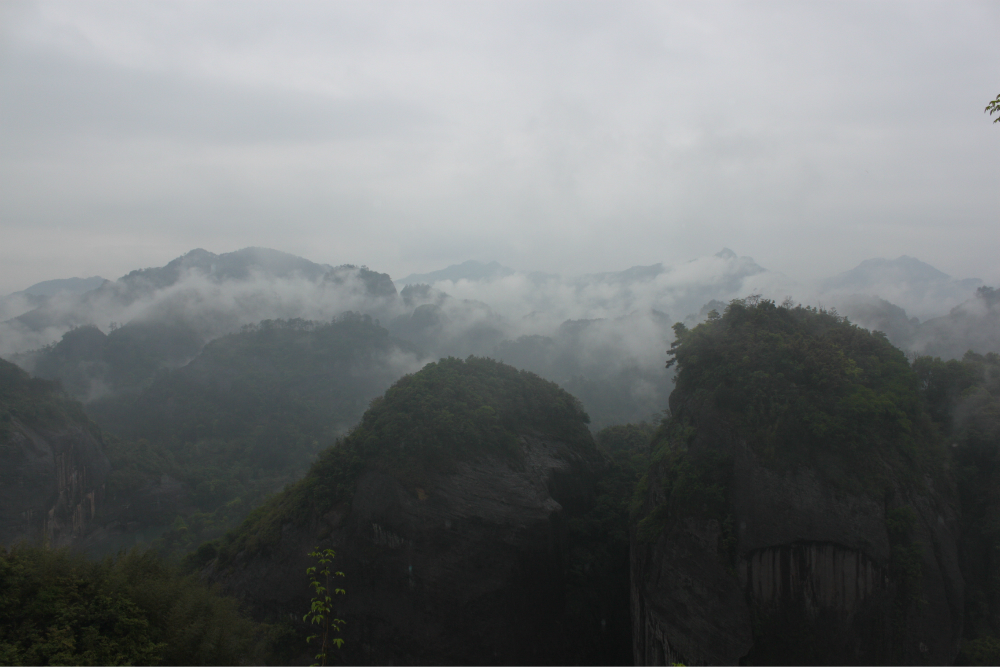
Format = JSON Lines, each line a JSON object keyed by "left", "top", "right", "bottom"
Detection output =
{"left": 1, "top": 0, "right": 997, "bottom": 295}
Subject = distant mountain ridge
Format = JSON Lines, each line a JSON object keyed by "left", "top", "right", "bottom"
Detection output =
{"left": 822, "top": 255, "right": 980, "bottom": 293}
{"left": 0, "top": 277, "right": 108, "bottom": 323}
{"left": 397, "top": 260, "right": 516, "bottom": 286}
{"left": 822, "top": 255, "right": 981, "bottom": 321}
{"left": 9, "top": 277, "right": 107, "bottom": 298}
{"left": 113, "top": 247, "right": 334, "bottom": 298}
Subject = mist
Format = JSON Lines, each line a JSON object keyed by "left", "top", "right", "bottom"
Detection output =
{"left": 4, "top": 243, "right": 996, "bottom": 431}
{"left": 1, "top": 1, "right": 998, "bottom": 296}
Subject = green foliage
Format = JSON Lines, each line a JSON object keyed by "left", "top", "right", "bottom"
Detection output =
{"left": 0, "top": 543, "right": 267, "bottom": 666}
{"left": 303, "top": 548, "right": 345, "bottom": 666}
{"left": 350, "top": 355, "right": 592, "bottom": 477}
{"left": 912, "top": 354, "right": 981, "bottom": 428}
{"left": 635, "top": 433, "right": 734, "bottom": 561}
{"left": 214, "top": 356, "right": 595, "bottom": 566}
{"left": 961, "top": 636, "right": 1000, "bottom": 665}
{"left": 664, "top": 298, "right": 939, "bottom": 493}
{"left": 987, "top": 93, "right": 1000, "bottom": 123}
{"left": 0, "top": 358, "right": 96, "bottom": 441}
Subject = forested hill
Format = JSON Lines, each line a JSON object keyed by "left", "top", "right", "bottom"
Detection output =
{"left": 86, "top": 314, "right": 423, "bottom": 557}
{"left": 92, "top": 313, "right": 419, "bottom": 445}
{"left": 199, "top": 357, "right": 636, "bottom": 665}
{"left": 629, "top": 298, "right": 1000, "bottom": 665}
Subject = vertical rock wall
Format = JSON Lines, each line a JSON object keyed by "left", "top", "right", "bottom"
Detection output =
{"left": 631, "top": 439, "right": 964, "bottom": 665}
{"left": 0, "top": 420, "right": 109, "bottom": 547}
{"left": 739, "top": 542, "right": 893, "bottom": 664}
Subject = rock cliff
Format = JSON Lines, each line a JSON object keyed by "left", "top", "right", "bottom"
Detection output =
{"left": 203, "top": 357, "right": 609, "bottom": 665}
{"left": 631, "top": 300, "right": 964, "bottom": 665}
{"left": 0, "top": 358, "right": 109, "bottom": 547}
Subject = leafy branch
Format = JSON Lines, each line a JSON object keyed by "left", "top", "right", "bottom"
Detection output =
{"left": 987, "top": 93, "right": 1000, "bottom": 123}
{"left": 303, "top": 548, "right": 345, "bottom": 666}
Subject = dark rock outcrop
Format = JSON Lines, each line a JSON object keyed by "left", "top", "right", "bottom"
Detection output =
{"left": 631, "top": 301, "right": 965, "bottom": 665}
{"left": 633, "top": 432, "right": 963, "bottom": 665}
{"left": 204, "top": 357, "right": 607, "bottom": 665}
{"left": 0, "top": 359, "right": 109, "bottom": 547}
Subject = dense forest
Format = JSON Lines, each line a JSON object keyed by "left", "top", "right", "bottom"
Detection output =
{"left": 2, "top": 249, "right": 1000, "bottom": 664}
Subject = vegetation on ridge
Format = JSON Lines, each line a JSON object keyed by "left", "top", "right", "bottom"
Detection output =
{"left": 664, "top": 297, "right": 943, "bottom": 491}
{"left": 204, "top": 356, "right": 595, "bottom": 567}
{"left": 634, "top": 297, "right": 948, "bottom": 561}
{"left": 0, "top": 358, "right": 96, "bottom": 441}
{"left": 0, "top": 544, "right": 266, "bottom": 666}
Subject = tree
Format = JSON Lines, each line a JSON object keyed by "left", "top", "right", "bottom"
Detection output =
{"left": 304, "top": 548, "right": 345, "bottom": 667}
{"left": 987, "top": 93, "right": 1000, "bottom": 123}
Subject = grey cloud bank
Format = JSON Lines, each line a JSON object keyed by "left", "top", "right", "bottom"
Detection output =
{"left": 0, "top": 1, "right": 997, "bottom": 296}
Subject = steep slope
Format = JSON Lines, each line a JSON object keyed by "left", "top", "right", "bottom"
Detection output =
{"left": 631, "top": 300, "right": 963, "bottom": 665}
{"left": 0, "top": 359, "right": 109, "bottom": 547}
{"left": 201, "top": 357, "right": 611, "bottom": 665}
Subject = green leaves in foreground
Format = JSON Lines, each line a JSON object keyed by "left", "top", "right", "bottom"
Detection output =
{"left": 304, "top": 548, "right": 345, "bottom": 667}
{"left": 0, "top": 544, "right": 266, "bottom": 666}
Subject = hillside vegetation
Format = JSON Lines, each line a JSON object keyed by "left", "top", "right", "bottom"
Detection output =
{"left": 0, "top": 544, "right": 266, "bottom": 666}
{"left": 206, "top": 356, "right": 594, "bottom": 567}
{"left": 664, "top": 298, "right": 943, "bottom": 492}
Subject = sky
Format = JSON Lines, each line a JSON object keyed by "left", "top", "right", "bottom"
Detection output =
{"left": 1, "top": 0, "right": 998, "bottom": 296}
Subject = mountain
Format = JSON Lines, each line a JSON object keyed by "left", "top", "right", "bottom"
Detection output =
{"left": 494, "top": 310, "right": 674, "bottom": 428}
{"left": 631, "top": 299, "right": 963, "bottom": 664}
{"left": 823, "top": 255, "right": 981, "bottom": 321}
{"left": 0, "top": 276, "right": 106, "bottom": 322}
{"left": 0, "top": 247, "right": 397, "bottom": 361}
{"left": 116, "top": 247, "right": 332, "bottom": 294}
{"left": 14, "top": 276, "right": 107, "bottom": 298}
{"left": 836, "top": 286, "right": 1000, "bottom": 361}
{"left": 200, "top": 357, "right": 628, "bottom": 665}
{"left": 396, "top": 260, "right": 516, "bottom": 286}
{"left": 913, "top": 351, "right": 1000, "bottom": 662}
{"left": 913, "top": 286, "right": 1000, "bottom": 359}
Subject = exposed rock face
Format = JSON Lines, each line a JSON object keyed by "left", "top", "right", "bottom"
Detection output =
{"left": 631, "top": 514, "right": 752, "bottom": 665}
{"left": 632, "top": 430, "right": 964, "bottom": 665}
{"left": 0, "top": 359, "right": 110, "bottom": 547}
{"left": 210, "top": 431, "right": 598, "bottom": 665}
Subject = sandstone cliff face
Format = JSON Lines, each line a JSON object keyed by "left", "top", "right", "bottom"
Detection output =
{"left": 631, "top": 428, "right": 964, "bottom": 665}
{"left": 209, "top": 431, "right": 599, "bottom": 665}
{"left": 0, "top": 417, "right": 109, "bottom": 548}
